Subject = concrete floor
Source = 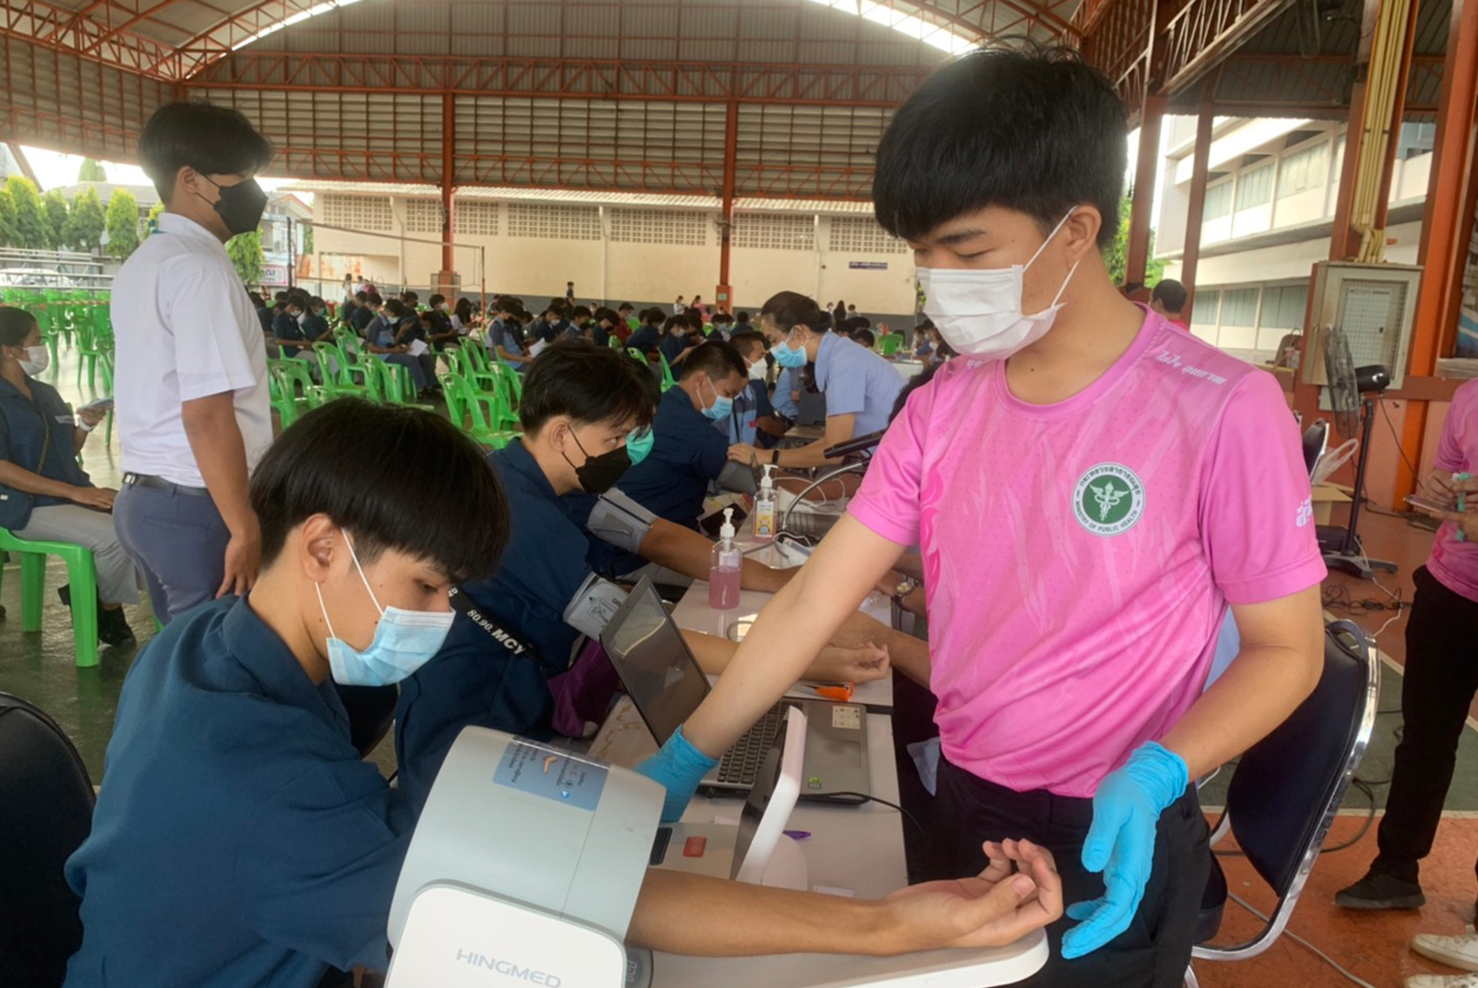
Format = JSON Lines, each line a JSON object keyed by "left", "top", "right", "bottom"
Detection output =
{"left": 3, "top": 344, "right": 1476, "bottom": 986}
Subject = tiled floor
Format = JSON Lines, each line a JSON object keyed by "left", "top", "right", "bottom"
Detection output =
{"left": 2, "top": 345, "right": 1475, "bottom": 987}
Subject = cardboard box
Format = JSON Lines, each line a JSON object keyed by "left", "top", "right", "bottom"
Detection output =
{"left": 1311, "top": 484, "right": 1352, "bottom": 526}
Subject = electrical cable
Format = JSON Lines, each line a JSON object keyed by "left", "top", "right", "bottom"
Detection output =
{"left": 1378, "top": 398, "right": 1422, "bottom": 481}
{"left": 826, "top": 791, "right": 925, "bottom": 839}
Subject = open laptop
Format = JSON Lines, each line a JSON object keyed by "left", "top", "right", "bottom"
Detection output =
{"left": 650, "top": 705, "right": 805, "bottom": 883}
{"left": 601, "top": 577, "right": 872, "bottom": 802}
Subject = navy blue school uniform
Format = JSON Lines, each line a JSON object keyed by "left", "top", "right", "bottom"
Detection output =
{"left": 0, "top": 375, "right": 91, "bottom": 530}
{"left": 626, "top": 324, "right": 662, "bottom": 356}
{"left": 350, "top": 304, "right": 375, "bottom": 335}
{"left": 394, "top": 441, "right": 589, "bottom": 807}
{"left": 273, "top": 311, "right": 312, "bottom": 354}
{"left": 63, "top": 596, "right": 416, "bottom": 988}
{"left": 618, "top": 385, "right": 728, "bottom": 530}
{"left": 302, "top": 313, "right": 332, "bottom": 343}
{"left": 658, "top": 333, "right": 690, "bottom": 367}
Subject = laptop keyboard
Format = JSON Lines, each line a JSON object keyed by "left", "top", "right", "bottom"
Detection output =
{"left": 715, "top": 703, "right": 785, "bottom": 786}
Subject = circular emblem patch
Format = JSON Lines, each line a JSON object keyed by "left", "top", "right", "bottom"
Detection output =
{"left": 1073, "top": 463, "right": 1145, "bottom": 537}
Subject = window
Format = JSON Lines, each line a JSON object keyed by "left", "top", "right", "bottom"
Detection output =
{"left": 609, "top": 209, "right": 708, "bottom": 246}
{"left": 828, "top": 217, "right": 909, "bottom": 254}
{"left": 404, "top": 199, "right": 443, "bottom": 235}
{"left": 1396, "top": 122, "right": 1436, "bottom": 161}
{"left": 1192, "top": 290, "right": 1221, "bottom": 326}
{"left": 455, "top": 201, "right": 500, "bottom": 237}
{"left": 1220, "top": 288, "right": 1259, "bottom": 326}
{"left": 732, "top": 214, "right": 816, "bottom": 251}
{"left": 505, "top": 203, "right": 602, "bottom": 240}
{"left": 1235, "top": 162, "right": 1274, "bottom": 211}
{"left": 1202, "top": 180, "right": 1233, "bottom": 222}
{"left": 1260, "top": 284, "right": 1309, "bottom": 330}
{"left": 322, "top": 194, "right": 393, "bottom": 232}
{"left": 1277, "top": 142, "right": 1330, "bottom": 199}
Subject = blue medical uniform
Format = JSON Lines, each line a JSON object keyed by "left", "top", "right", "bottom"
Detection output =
{"left": 64, "top": 596, "right": 414, "bottom": 988}
{"left": 618, "top": 386, "right": 728, "bottom": 530}
{"left": 773, "top": 366, "right": 801, "bottom": 420}
{"left": 394, "top": 441, "right": 589, "bottom": 807}
{"left": 0, "top": 376, "right": 90, "bottom": 531}
{"left": 813, "top": 332, "right": 904, "bottom": 436}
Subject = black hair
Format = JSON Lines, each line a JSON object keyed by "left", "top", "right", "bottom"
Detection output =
{"left": 889, "top": 362, "right": 944, "bottom": 422}
{"left": 685, "top": 312, "right": 706, "bottom": 331}
{"left": 355, "top": 291, "right": 368, "bottom": 302}
{"left": 403, "top": 291, "right": 419, "bottom": 303}
{"left": 642, "top": 307, "right": 666, "bottom": 326}
{"left": 728, "top": 330, "right": 767, "bottom": 356}
{"left": 0, "top": 307, "right": 38, "bottom": 347}
{"left": 138, "top": 101, "right": 274, "bottom": 204}
{"left": 1152, "top": 278, "right": 1187, "bottom": 313}
{"left": 594, "top": 307, "right": 619, "bottom": 325}
{"left": 275, "top": 291, "right": 289, "bottom": 302}
{"left": 249, "top": 398, "right": 508, "bottom": 583}
{"left": 429, "top": 293, "right": 446, "bottom": 307}
{"left": 455, "top": 297, "right": 474, "bottom": 322}
{"left": 273, "top": 302, "right": 286, "bottom": 313}
{"left": 712, "top": 312, "right": 733, "bottom": 324}
{"left": 366, "top": 292, "right": 383, "bottom": 306}
{"left": 248, "top": 292, "right": 265, "bottom": 308}
{"left": 519, "top": 340, "right": 656, "bottom": 433}
{"left": 736, "top": 311, "right": 751, "bottom": 324}
{"left": 680, "top": 340, "right": 747, "bottom": 382}
{"left": 571, "top": 305, "right": 592, "bottom": 321}
{"left": 385, "top": 299, "right": 407, "bottom": 318}
{"left": 308, "top": 296, "right": 325, "bottom": 309}
{"left": 854, "top": 329, "right": 876, "bottom": 348}
{"left": 618, "top": 302, "right": 633, "bottom": 312}
{"left": 663, "top": 315, "right": 689, "bottom": 334}
{"left": 872, "top": 45, "right": 1126, "bottom": 250}
{"left": 760, "top": 291, "right": 826, "bottom": 334}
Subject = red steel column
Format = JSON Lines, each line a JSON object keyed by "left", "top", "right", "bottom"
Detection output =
{"left": 1125, "top": 94, "right": 1165, "bottom": 291}
{"left": 716, "top": 98, "right": 739, "bottom": 312}
{"left": 440, "top": 91, "right": 456, "bottom": 277}
{"left": 1179, "top": 104, "right": 1215, "bottom": 315}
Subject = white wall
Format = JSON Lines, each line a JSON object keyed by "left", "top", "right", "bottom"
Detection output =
{"left": 607, "top": 242, "right": 720, "bottom": 305}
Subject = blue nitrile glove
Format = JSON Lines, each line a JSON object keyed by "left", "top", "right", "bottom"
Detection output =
{"left": 1060, "top": 741, "right": 1189, "bottom": 960}
{"left": 635, "top": 725, "right": 720, "bottom": 823}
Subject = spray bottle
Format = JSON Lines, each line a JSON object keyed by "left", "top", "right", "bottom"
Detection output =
{"left": 752, "top": 464, "right": 778, "bottom": 543}
{"left": 708, "top": 507, "right": 743, "bottom": 610}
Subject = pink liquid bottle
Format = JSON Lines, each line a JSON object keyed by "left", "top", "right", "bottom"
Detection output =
{"left": 708, "top": 507, "right": 743, "bottom": 610}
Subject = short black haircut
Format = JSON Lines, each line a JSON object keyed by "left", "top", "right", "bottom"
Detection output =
{"left": 728, "top": 330, "right": 767, "bottom": 357}
{"left": 663, "top": 315, "right": 689, "bottom": 333}
{"left": 275, "top": 291, "right": 289, "bottom": 302}
{"left": 571, "top": 305, "right": 592, "bottom": 321}
{"left": 872, "top": 45, "right": 1126, "bottom": 250}
{"left": 736, "top": 311, "right": 751, "bottom": 323}
{"left": 519, "top": 340, "right": 657, "bottom": 434}
{"left": 761, "top": 291, "right": 827, "bottom": 334}
{"left": 642, "top": 307, "right": 666, "bottom": 326}
{"left": 250, "top": 398, "right": 508, "bottom": 584}
{"left": 854, "top": 329, "right": 876, "bottom": 348}
{"left": 594, "top": 307, "right": 619, "bottom": 325}
{"left": 680, "top": 340, "right": 747, "bottom": 382}
{"left": 365, "top": 292, "right": 383, "bottom": 306}
{"left": 1152, "top": 278, "right": 1188, "bottom": 313}
{"left": 403, "top": 291, "right": 419, "bottom": 303}
{"left": 309, "top": 296, "right": 325, "bottom": 308}
{"left": 429, "top": 293, "right": 446, "bottom": 307}
{"left": 685, "top": 312, "right": 706, "bottom": 331}
{"left": 618, "top": 302, "right": 634, "bottom": 313}
{"left": 384, "top": 299, "right": 407, "bottom": 318}
{"left": 712, "top": 312, "right": 733, "bottom": 325}
{"left": 355, "top": 291, "right": 368, "bottom": 302}
{"left": 0, "top": 306, "right": 38, "bottom": 347}
{"left": 138, "top": 101, "right": 274, "bottom": 204}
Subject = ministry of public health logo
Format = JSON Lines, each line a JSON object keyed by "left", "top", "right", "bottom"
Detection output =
{"left": 1073, "top": 463, "right": 1145, "bottom": 537}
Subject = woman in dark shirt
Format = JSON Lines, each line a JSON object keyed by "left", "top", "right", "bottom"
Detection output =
{"left": 0, "top": 308, "right": 138, "bottom": 645}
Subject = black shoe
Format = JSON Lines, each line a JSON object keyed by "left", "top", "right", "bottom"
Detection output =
{"left": 97, "top": 606, "right": 136, "bottom": 648}
{"left": 1335, "top": 869, "right": 1425, "bottom": 910}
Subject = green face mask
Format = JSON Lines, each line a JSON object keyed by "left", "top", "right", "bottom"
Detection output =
{"left": 626, "top": 427, "right": 654, "bottom": 465}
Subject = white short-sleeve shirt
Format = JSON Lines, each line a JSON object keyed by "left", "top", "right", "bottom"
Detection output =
{"left": 112, "top": 212, "right": 271, "bottom": 488}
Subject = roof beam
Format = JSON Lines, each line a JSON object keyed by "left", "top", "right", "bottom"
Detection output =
{"left": 1157, "top": 0, "right": 1303, "bottom": 97}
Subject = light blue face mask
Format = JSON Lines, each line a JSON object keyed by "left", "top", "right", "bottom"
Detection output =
{"left": 771, "top": 335, "right": 808, "bottom": 369}
{"left": 315, "top": 533, "right": 455, "bottom": 687}
{"left": 700, "top": 376, "right": 734, "bottom": 421}
{"left": 626, "top": 427, "right": 654, "bottom": 465}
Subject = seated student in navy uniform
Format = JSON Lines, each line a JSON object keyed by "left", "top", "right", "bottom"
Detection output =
{"left": 63, "top": 397, "right": 1057, "bottom": 988}
{"left": 350, "top": 291, "right": 379, "bottom": 336}
{"left": 718, "top": 330, "right": 788, "bottom": 450}
{"left": 626, "top": 306, "right": 665, "bottom": 360}
{"left": 394, "top": 341, "right": 891, "bottom": 807}
{"left": 616, "top": 340, "right": 752, "bottom": 531}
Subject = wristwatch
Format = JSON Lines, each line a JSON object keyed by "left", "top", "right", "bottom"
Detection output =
{"left": 770, "top": 450, "right": 781, "bottom": 466}
{"left": 890, "top": 579, "right": 919, "bottom": 606}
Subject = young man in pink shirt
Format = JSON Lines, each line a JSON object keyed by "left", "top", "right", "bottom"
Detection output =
{"left": 635, "top": 47, "right": 1327, "bottom": 987}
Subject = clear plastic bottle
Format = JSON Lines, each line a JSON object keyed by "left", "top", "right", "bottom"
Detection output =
{"left": 752, "top": 464, "right": 778, "bottom": 543}
{"left": 709, "top": 507, "right": 743, "bottom": 610}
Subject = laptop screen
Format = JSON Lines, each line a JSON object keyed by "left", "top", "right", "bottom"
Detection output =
{"left": 600, "top": 577, "right": 711, "bottom": 746}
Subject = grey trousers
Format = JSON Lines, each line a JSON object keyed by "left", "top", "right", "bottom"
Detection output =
{"left": 14, "top": 503, "right": 144, "bottom": 606}
{"left": 113, "top": 483, "right": 231, "bottom": 625}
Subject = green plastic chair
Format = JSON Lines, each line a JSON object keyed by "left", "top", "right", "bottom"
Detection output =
{"left": 314, "top": 342, "right": 374, "bottom": 400}
{"left": 0, "top": 527, "right": 101, "bottom": 668}
{"left": 491, "top": 360, "right": 523, "bottom": 410}
{"left": 446, "top": 346, "right": 498, "bottom": 394}
{"left": 367, "top": 357, "right": 432, "bottom": 410}
{"left": 878, "top": 333, "right": 905, "bottom": 358}
{"left": 440, "top": 374, "right": 519, "bottom": 449}
{"left": 267, "top": 361, "right": 311, "bottom": 427}
{"left": 657, "top": 351, "right": 676, "bottom": 392}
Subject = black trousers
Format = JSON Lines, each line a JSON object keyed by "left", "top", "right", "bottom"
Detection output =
{"left": 1374, "top": 565, "right": 1478, "bottom": 886}
{"left": 926, "top": 758, "right": 1209, "bottom": 988}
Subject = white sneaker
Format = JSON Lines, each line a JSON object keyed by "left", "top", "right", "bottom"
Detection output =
{"left": 1413, "top": 926, "right": 1478, "bottom": 972}
{"left": 1406, "top": 975, "right": 1478, "bottom": 988}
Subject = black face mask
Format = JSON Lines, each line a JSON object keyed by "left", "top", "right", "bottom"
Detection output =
{"left": 563, "top": 431, "right": 630, "bottom": 495}
{"left": 198, "top": 176, "right": 268, "bottom": 237}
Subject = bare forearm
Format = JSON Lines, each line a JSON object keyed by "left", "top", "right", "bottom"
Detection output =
{"left": 0, "top": 461, "right": 74, "bottom": 499}
{"left": 838, "top": 612, "right": 929, "bottom": 686}
{"left": 181, "top": 399, "right": 254, "bottom": 534}
{"left": 682, "top": 631, "right": 737, "bottom": 675}
{"left": 629, "top": 869, "right": 889, "bottom": 956}
{"left": 73, "top": 427, "right": 90, "bottom": 455}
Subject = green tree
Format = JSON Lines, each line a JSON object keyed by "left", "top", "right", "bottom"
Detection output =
{"left": 78, "top": 158, "right": 107, "bottom": 182}
{"left": 1105, "top": 195, "right": 1167, "bottom": 290}
{"left": 66, "top": 187, "right": 107, "bottom": 252}
{"left": 104, "top": 187, "right": 141, "bottom": 259}
{"left": 145, "top": 199, "right": 166, "bottom": 235}
{"left": 0, "top": 187, "right": 16, "bottom": 247}
{"left": 302, "top": 223, "right": 314, "bottom": 256}
{"left": 226, "top": 230, "right": 264, "bottom": 285}
{"left": 42, "top": 189, "right": 69, "bottom": 249}
{"left": 5, "top": 176, "right": 49, "bottom": 249}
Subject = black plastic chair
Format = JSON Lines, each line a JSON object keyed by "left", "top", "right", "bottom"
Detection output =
{"left": 1186, "top": 620, "right": 1378, "bottom": 985}
{"left": 0, "top": 693, "right": 96, "bottom": 988}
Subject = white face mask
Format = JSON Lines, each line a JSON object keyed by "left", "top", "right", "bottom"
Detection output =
{"left": 748, "top": 358, "right": 768, "bottom": 381}
{"left": 16, "top": 344, "right": 48, "bottom": 375}
{"left": 916, "top": 210, "right": 1080, "bottom": 361}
